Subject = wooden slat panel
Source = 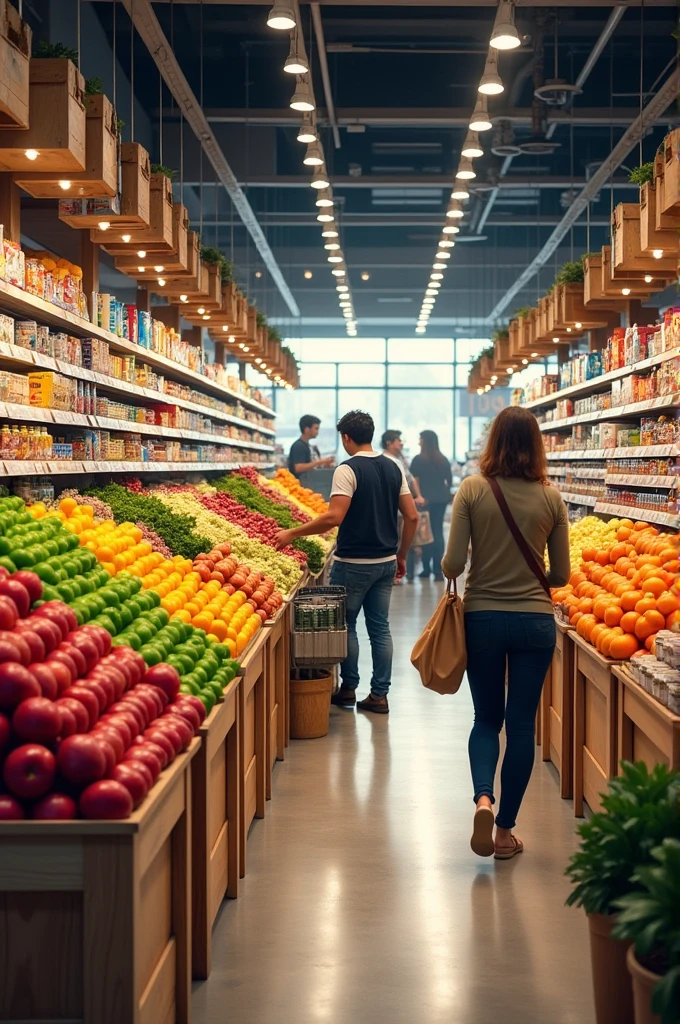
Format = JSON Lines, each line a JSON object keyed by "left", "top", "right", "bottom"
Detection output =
{"left": 138, "top": 938, "right": 176, "bottom": 1024}
{"left": 208, "top": 744, "right": 227, "bottom": 850}
{"left": 138, "top": 840, "right": 172, "bottom": 1000}
{"left": 244, "top": 686, "right": 256, "bottom": 765}
{"left": 585, "top": 679, "right": 608, "bottom": 771}
{"left": 244, "top": 756, "right": 257, "bottom": 833}
{"left": 209, "top": 822, "right": 229, "bottom": 926}
{"left": 549, "top": 706, "right": 562, "bottom": 770}
{"left": 583, "top": 746, "right": 606, "bottom": 814}
{"left": 138, "top": 779, "right": 184, "bottom": 873}
{"left": 633, "top": 724, "right": 668, "bottom": 768}
{"left": 270, "top": 706, "right": 279, "bottom": 771}
{"left": 0, "top": 839, "right": 83, "bottom": 890}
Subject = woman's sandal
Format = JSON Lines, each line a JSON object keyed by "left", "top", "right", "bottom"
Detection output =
{"left": 470, "top": 805, "right": 495, "bottom": 857}
{"left": 494, "top": 835, "right": 524, "bottom": 860}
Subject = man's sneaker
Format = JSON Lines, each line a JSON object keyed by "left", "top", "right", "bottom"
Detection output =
{"left": 357, "top": 693, "right": 389, "bottom": 715}
{"left": 331, "top": 687, "right": 356, "bottom": 708}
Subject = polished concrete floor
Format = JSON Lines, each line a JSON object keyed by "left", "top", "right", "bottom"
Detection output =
{"left": 192, "top": 581, "right": 594, "bottom": 1024}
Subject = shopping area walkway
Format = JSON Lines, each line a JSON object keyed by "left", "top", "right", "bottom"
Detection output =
{"left": 192, "top": 582, "right": 594, "bottom": 1024}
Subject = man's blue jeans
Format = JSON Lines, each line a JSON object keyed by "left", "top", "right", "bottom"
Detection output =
{"left": 465, "top": 610, "right": 555, "bottom": 829}
{"left": 330, "top": 559, "right": 397, "bottom": 698}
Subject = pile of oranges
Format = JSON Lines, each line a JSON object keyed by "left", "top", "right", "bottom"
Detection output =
{"left": 273, "top": 468, "right": 328, "bottom": 514}
{"left": 169, "top": 581, "right": 262, "bottom": 656}
{"left": 552, "top": 518, "right": 680, "bottom": 659}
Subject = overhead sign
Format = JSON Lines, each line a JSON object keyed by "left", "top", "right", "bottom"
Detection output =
{"left": 458, "top": 388, "right": 513, "bottom": 418}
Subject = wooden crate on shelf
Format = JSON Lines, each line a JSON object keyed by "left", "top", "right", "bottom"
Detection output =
{"left": 661, "top": 128, "right": 680, "bottom": 214}
{"left": 89, "top": 170, "right": 173, "bottom": 249}
{"left": 108, "top": 202, "right": 190, "bottom": 268}
{"left": 560, "top": 281, "right": 614, "bottom": 328}
{"left": 639, "top": 181, "right": 680, "bottom": 253}
{"left": 191, "top": 679, "right": 241, "bottom": 980}
{"left": 611, "top": 206, "right": 677, "bottom": 278}
{"left": 541, "top": 621, "right": 575, "bottom": 798}
{"left": 238, "top": 629, "right": 267, "bottom": 877}
{"left": 508, "top": 318, "right": 520, "bottom": 359}
{"left": 16, "top": 92, "right": 118, "bottom": 198}
{"left": 0, "top": 57, "right": 86, "bottom": 172}
{"left": 602, "top": 245, "right": 657, "bottom": 297}
{"left": 58, "top": 141, "right": 151, "bottom": 229}
{"left": 0, "top": 0, "right": 31, "bottom": 129}
{"left": 572, "top": 632, "right": 623, "bottom": 816}
{"left": 0, "top": 739, "right": 198, "bottom": 1024}
{"left": 614, "top": 666, "right": 680, "bottom": 771}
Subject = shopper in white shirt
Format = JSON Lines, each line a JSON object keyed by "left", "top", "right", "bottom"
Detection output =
{"left": 381, "top": 429, "right": 426, "bottom": 583}
{"left": 274, "top": 410, "right": 419, "bottom": 714}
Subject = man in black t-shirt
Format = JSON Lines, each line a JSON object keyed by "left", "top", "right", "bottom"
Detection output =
{"left": 288, "top": 414, "right": 334, "bottom": 478}
{"left": 275, "top": 410, "right": 419, "bottom": 715}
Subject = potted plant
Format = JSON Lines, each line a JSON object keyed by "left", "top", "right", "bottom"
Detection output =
{"left": 565, "top": 762, "right": 680, "bottom": 1024}
{"left": 613, "top": 838, "right": 680, "bottom": 1024}
{"left": 629, "top": 163, "right": 655, "bottom": 188}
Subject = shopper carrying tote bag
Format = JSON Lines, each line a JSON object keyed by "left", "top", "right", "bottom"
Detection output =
{"left": 441, "top": 407, "right": 570, "bottom": 861}
{"left": 411, "top": 577, "right": 466, "bottom": 695}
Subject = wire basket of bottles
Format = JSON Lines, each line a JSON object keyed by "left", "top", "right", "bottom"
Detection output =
{"left": 291, "top": 586, "right": 347, "bottom": 667}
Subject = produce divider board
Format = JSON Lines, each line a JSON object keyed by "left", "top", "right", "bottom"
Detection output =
{"left": 0, "top": 459, "right": 275, "bottom": 476}
{"left": 613, "top": 665, "right": 680, "bottom": 771}
{"left": 541, "top": 621, "right": 575, "bottom": 799}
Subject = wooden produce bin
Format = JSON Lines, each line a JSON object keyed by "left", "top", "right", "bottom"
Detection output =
{"left": 191, "top": 678, "right": 240, "bottom": 980}
{"left": 572, "top": 632, "right": 622, "bottom": 816}
{"left": 238, "top": 628, "right": 267, "bottom": 877}
{"left": 0, "top": 0, "right": 31, "bottom": 129}
{"left": 90, "top": 170, "right": 173, "bottom": 248}
{"left": 264, "top": 603, "right": 291, "bottom": 798}
{"left": 614, "top": 666, "right": 680, "bottom": 771}
{"left": 0, "top": 57, "right": 86, "bottom": 171}
{"left": 0, "top": 739, "right": 199, "bottom": 1024}
{"left": 541, "top": 620, "right": 575, "bottom": 798}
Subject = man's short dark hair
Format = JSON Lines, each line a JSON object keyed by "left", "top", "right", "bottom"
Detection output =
{"left": 299, "top": 414, "right": 321, "bottom": 433}
{"left": 337, "top": 410, "right": 374, "bottom": 445}
{"left": 381, "top": 429, "right": 401, "bottom": 449}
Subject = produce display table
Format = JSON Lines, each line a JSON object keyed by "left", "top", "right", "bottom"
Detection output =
{"left": 191, "top": 678, "right": 240, "bottom": 980}
{"left": 572, "top": 633, "right": 623, "bottom": 816}
{"left": 541, "top": 620, "right": 575, "bottom": 798}
{"left": 613, "top": 666, "right": 680, "bottom": 771}
{"left": 238, "top": 626, "right": 268, "bottom": 877}
{"left": 264, "top": 601, "right": 291, "bottom": 798}
{"left": 0, "top": 737, "right": 199, "bottom": 1024}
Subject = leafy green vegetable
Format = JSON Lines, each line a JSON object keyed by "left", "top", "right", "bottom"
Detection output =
{"left": 565, "top": 761, "right": 680, "bottom": 916}
{"left": 514, "top": 306, "right": 533, "bottom": 319}
{"left": 613, "top": 839, "right": 680, "bottom": 1024}
{"left": 34, "top": 41, "right": 79, "bottom": 63}
{"left": 555, "top": 260, "right": 585, "bottom": 286}
{"left": 628, "top": 163, "right": 655, "bottom": 186}
{"left": 85, "top": 76, "right": 104, "bottom": 95}
{"left": 151, "top": 163, "right": 176, "bottom": 180}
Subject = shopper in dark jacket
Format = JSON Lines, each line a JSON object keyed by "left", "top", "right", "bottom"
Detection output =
{"left": 410, "top": 430, "right": 452, "bottom": 581}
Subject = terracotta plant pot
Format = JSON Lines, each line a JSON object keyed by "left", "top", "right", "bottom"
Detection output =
{"left": 290, "top": 671, "right": 333, "bottom": 739}
{"left": 588, "top": 912, "right": 635, "bottom": 1024}
{"left": 626, "top": 946, "right": 662, "bottom": 1024}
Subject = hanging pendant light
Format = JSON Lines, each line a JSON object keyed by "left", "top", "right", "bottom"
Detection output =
{"left": 456, "top": 157, "right": 476, "bottom": 180}
{"left": 311, "top": 166, "right": 330, "bottom": 189}
{"left": 461, "top": 130, "right": 483, "bottom": 158}
{"left": 317, "top": 211, "right": 334, "bottom": 222}
{"left": 446, "top": 201, "right": 465, "bottom": 219}
{"left": 303, "top": 140, "right": 324, "bottom": 166}
{"left": 297, "top": 113, "right": 317, "bottom": 144}
{"left": 490, "top": 0, "right": 521, "bottom": 50}
{"left": 450, "top": 184, "right": 470, "bottom": 201}
{"left": 290, "top": 76, "right": 315, "bottom": 112}
{"left": 469, "top": 96, "right": 493, "bottom": 132}
{"left": 315, "top": 188, "right": 334, "bottom": 208}
{"left": 267, "top": 0, "right": 296, "bottom": 31}
{"left": 478, "top": 50, "right": 504, "bottom": 95}
{"left": 284, "top": 35, "right": 309, "bottom": 75}
{"left": 322, "top": 226, "right": 339, "bottom": 238}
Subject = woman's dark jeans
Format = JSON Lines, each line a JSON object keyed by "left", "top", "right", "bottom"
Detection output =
{"left": 421, "top": 501, "right": 448, "bottom": 575}
{"left": 464, "top": 610, "right": 555, "bottom": 829}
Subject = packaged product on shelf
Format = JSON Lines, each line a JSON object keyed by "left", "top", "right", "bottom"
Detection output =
{"left": 14, "top": 320, "right": 38, "bottom": 351}
{"left": 28, "top": 371, "right": 75, "bottom": 410}
{"left": 52, "top": 442, "right": 73, "bottom": 460}
{"left": 81, "top": 336, "right": 110, "bottom": 374}
{"left": 1, "top": 371, "right": 29, "bottom": 405}
{"left": 24, "top": 258, "right": 46, "bottom": 300}
{"left": 0, "top": 314, "right": 14, "bottom": 346}
{"left": 124, "top": 305, "right": 138, "bottom": 344}
{"left": 138, "top": 309, "right": 152, "bottom": 347}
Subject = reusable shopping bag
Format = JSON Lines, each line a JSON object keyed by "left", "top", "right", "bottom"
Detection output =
{"left": 410, "top": 579, "right": 466, "bottom": 695}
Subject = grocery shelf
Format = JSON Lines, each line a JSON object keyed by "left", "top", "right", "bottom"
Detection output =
{"left": 0, "top": 460, "right": 276, "bottom": 477}
{"left": 593, "top": 501, "right": 679, "bottom": 529}
{"left": 605, "top": 474, "right": 678, "bottom": 489}
{"left": 556, "top": 490, "right": 598, "bottom": 506}
{"left": 0, "top": 278, "right": 276, "bottom": 419}
{"left": 521, "top": 345, "right": 680, "bottom": 411}
{"left": 539, "top": 391, "right": 680, "bottom": 432}
{"left": 546, "top": 445, "right": 680, "bottom": 461}
{"left": 0, "top": 344, "right": 277, "bottom": 437}
{"left": 548, "top": 467, "right": 607, "bottom": 480}
{"left": 0, "top": 402, "right": 276, "bottom": 452}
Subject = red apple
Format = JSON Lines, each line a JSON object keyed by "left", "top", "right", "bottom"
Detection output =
{"left": 79, "top": 779, "right": 133, "bottom": 820}
{"left": 109, "top": 762, "right": 148, "bottom": 809}
{"left": 0, "top": 565, "right": 9, "bottom": 581}
{"left": 0, "top": 661, "right": 41, "bottom": 710}
{"left": 0, "top": 710, "right": 9, "bottom": 752}
{"left": 98, "top": 713, "right": 133, "bottom": 749}
{"left": 92, "top": 735, "right": 116, "bottom": 776}
{"left": 61, "top": 685, "right": 99, "bottom": 729}
{"left": 0, "top": 631, "right": 31, "bottom": 666}
{"left": 54, "top": 701, "right": 77, "bottom": 737}
{"left": 79, "top": 677, "right": 109, "bottom": 713}
{"left": 92, "top": 724, "right": 125, "bottom": 762}
{"left": 32, "top": 793, "right": 77, "bottom": 820}
{"left": 0, "top": 594, "right": 19, "bottom": 630}
{"left": 56, "top": 696, "right": 89, "bottom": 734}
{"left": 120, "top": 754, "right": 153, "bottom": 791}
{"left": 25, "top": 615, "right": 61, "bottom": 654}
{"left": 176, "top": 693, "right": 207, "bottom": 725}
{"left": 12, "top": 697, "right": 62, "bottom": 743}
{"left": 3, "top": 743, "right": 56, "bottom": 799}
{"left": 33, "top": 606, "right": 69, "bottom": 640}
{"left": 105, "top": 654, "right": 133, "bottom": 689}
{"left": 48, "top": 660, "right": 73, "bottom": 695}
{"left": 80, "top": 624, "right": 111, "bottom": 658}
{"left": 103, "top": 707, "right": 139, "bottom": 740}
{"left": 117, "top": 696, "right": 147, "bottom": 730}
{"left": 167, "top": 701, "right": 201, "bottom": 734}
{"left": 136, "top": 683, "right": 166, "bottom": 715}
{"left": 128, "top": 688, "right": 159, "bottom": 722}
{"left": 0, "top": 637, "right": 23, "bottom": 666}
{"left": 0, "top": 794, "right": 25, "bottom": 818}
{"left": 131, "top": 736, "right": 168, "bottom": 769}
{"left": 161, "top": 711, "right": 193, "bottom": 750}
{"left": 11, "top": 570, "right": 42, "bottom": 603}
{"left": 116, "top": 649, "right": 145, "bottom": 685}
{"left": 142, "top": 663, "right": 180, "bottom": 702}
{"left": 0, "top": 578, "right": 30, "bottom": 618}
{"left": 12, "top": 628, "right": 45, "bottom": 664}
{"left": 47, "top": 649, "right": 77, "bottom": 682}
{"left": 37, "top": 601, "right": 77, "bottom": 633}
{"left": 90, "top": 664, "right": 126, "bottom": 700}
{"left": 142, "top": 727, "right": 175, "bottom": 764}
{"left": 57, "top": 734, "right": 107, "bottom": 787}
{"left": 152, "top": 719, "right": 183, "bottom": 756}
{"left": 64, "top": 632, "right": 99, "bottom": 673}
{"left": 58, "top": 642, "right": 87, "bottom": 678}
{"left": 123, "top": 745, "right": 161, "bottom": 782}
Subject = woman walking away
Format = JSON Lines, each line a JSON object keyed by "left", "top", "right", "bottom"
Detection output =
{"left": 410, "top": 430, "right": 452, "bottom": 581}
{"left": 441, "top": 407, "right": 570, "bottom": 860}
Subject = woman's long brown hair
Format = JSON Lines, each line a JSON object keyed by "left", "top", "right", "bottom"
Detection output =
{"left": 479, "top": 406, "right": 547, "bottom": 481}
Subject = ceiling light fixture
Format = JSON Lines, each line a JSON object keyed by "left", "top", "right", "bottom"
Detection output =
{"left": 644, "top": 274, "right": 653, "bottom": 283}
{"left": 98, "top": 221, "right": 110, "bottom": 231}
{"left": 436, "top": 251, "right": 451, "bottom": 260}
{"left": 317, "top": 212, "right": 333, "bottom": 222}
{"left": 469, "top": 96, "right": 493, "bottom": 132}
{"left": 552, "top": 336, "right": 560, "bottom": 343}
{"left": 621, "top": 287, "right": 631, "bottom": 295}
{"left": 332, "top": 268, "right": 346, "bottom": 277}
{"left": 122, "top": 233, "right": 132, "bottom": 243}
{"left": 433, "top": 262, "right": 447, "bottom": 270}
{"left": 202, "top": 314, "right": 211, "bottom": 321}
{"left": 456, "top": 157, "right": 477, "bottom": 180}
{"left": 137, "top": 250, "right": 146, "bottom": 258}
{"left": 311, "top": 167, "right": 330, "bottom": 189}
{"left": 653, "top": 249, "right": 664, "bottom": 259}
{"left": 490, "top": 0, "right": 521, "bottom": 50}
{"left": 157, "top": 277, "right": 165, "bottom": 287}
{"left": 575, "top": 322, "right": 582, "bottom": 329}
{"left": 58, "top": 180, "right": 71, "bottom": 191}
{"left": 180, "top": 295, "right": 188, "bottom": 302}
{"left": 303, "top": 140, "right": 324, "bottom": 166}
{"left": 446, "top": 203, "right": 465, "bottom": 219}
{"left": 431, "top": 273, "right": 444, "bottom": 280}
{"left": 450, "top": 185, "right": 470, "bottom": 201}
{"left": 328, "top": 254, "right": 343, "bottom": 263}
{"left": 267, "top": 0, "right": 296, "bottom": 30}
{"left": 461, "top": 131, "right": 484, "bottom": 159}
{"left": 315, "top": 188, "right": 333, "bottom": 208}
{"left": 304, "top": 270, "right": 313, "bottom": 279}
{"left": 478, "top": 49, "right": 504, "bottom": 95}
{"left": 24, "top": 148, "right": 39, "bottom": 160}
{"left": 290, "top": 76, "right": 315, "bottom": 112}
{"left": 439, "top": 240, "right": 455, "bottom": 248}
{"left": 361, "top": 272, "right": 370, "bottom": 281}
{"left": 322, "top": 227, "right": 338, "bottom": 238}
{"left": 297, "top": 113, "right": 317, "bottom": 144}
{"left": 325, "top": 242, "right": 341, "bottom": 251}
{"left": 137, "top": 265, "right": 145, "bottom": 272}
{"left": 197, "top": 307, "right": 205, "bottom": 315}
{"left": 284, "top": 38, "right": 309, "bottom": 75}
{"left": 154, "top": 265, "right": 164, "bottom": 273}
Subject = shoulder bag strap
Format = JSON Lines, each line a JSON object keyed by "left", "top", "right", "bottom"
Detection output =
{"left": 486, "top": 476, "right": 551, "bottom": 598}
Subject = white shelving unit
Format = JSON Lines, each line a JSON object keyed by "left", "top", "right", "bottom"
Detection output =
{"left": 1, "top": 460, "right": 275, "bottom": 477}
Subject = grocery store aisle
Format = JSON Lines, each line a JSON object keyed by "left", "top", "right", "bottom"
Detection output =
{"left": 192, "top": 582, "right": 594, "bottom": 1024}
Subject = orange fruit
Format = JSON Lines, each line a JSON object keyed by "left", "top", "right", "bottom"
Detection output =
{"left": 635, "top": 597, "right": 658, "bottom": 615}
{"left": 634, "top": 611, "right": 665, "bottom": 641}
{"left": 657, "top": 592, "right": 680, "bottom": 616}
{"left": 59, "top": 496, "right": 78, "bottom": 515}
{"left": 645, "top": 634, "right": 658, "bottom": 652}
{"left": 603, "top": 604, "right": 623, "bottom": 627}
{"left": 609, "top": 634, "right": 640, "bottom": 659}
{"left": 641, "top": 577, "right": 666, "bottom": 598}
{"left": 621, "top": 590, "right": 642, "bottom": 612}
{"left": 620, "top": 611, "right": 641, "bottom": 634}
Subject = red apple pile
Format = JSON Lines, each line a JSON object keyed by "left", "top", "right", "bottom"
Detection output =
{"left": 0, "top": 570, "right": 205, "bottom": 821}
{"left": 191, "top": 543, "right": 283, "bottom": 621}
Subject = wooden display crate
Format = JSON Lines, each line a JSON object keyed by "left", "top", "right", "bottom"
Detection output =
{"left": 0, "top": 0, "right": 31, "bottom": 129}
{"left": 0, "top": 738, "right": 198, "bottom": 1024}
{"left": 191, "top": 679, "right": 240, "bottom": 980}
{"left": 264, "top": 605, "right": 290, "bottom": 798}
{"left": 89, "top": 171, "right": 173, "bottom": 249}
{"left": 614, "top": 666, "right": 680, "bottom": 770}
{"left": 661, "top": 128, "right": 680, "bottom": 213}
{"left": 541, "top": 621, "right": 574, "bottom": 798}
{"left": 0, "top": 57, "right": 86, "bottom": 172}
{"left": 163, "top": 260, "right": 211, "bottom": 302}
{"left": 238, "top": 628, "right": 267, "bottom": 877}
{"left": 16, "top": 92, "right": 118, "bottom": 198}
{"left": 572, "top": 632, "right": 623, "bottom": 816}
{"left": 559, "top": 281, "right": 617, "bottom": 329}
{"left": 109, "top": 202, "right": 190, "bottom": 269}
{"left": 611, "top": 207, "right": 676, "bottom": 278}
{"left": 58, "top": 141, "right": 151, "bottom": 229}
{"left": 639, "top": 182, "right": 680, "bottom": 254}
